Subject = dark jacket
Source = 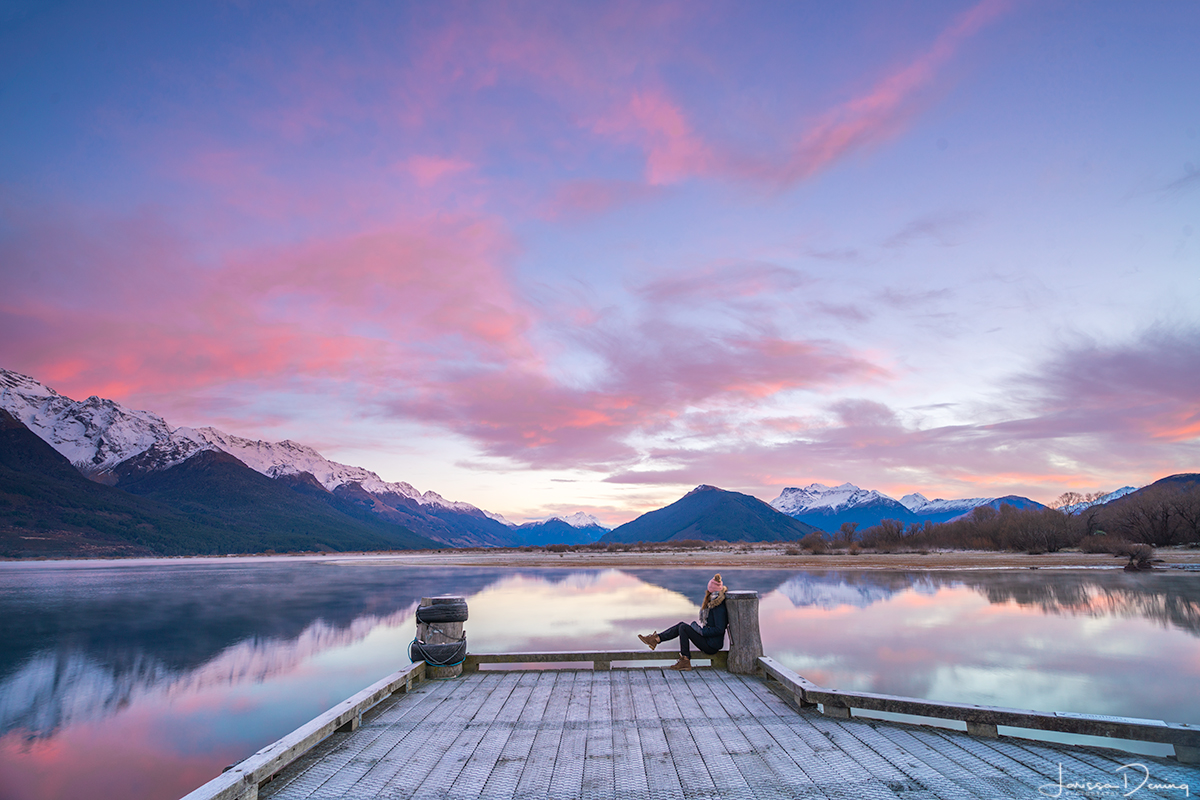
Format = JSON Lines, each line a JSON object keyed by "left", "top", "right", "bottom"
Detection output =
{"left": 698, "top": 600, "right": 728, "bottom": 652}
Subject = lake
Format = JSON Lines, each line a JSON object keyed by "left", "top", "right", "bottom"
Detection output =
{"left": 1, "top": 557, "right": 1198, "bottom": 800}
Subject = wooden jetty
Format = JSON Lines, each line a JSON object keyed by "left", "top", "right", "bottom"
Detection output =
{"left": 182, "top": 592, "right": 1200, "bottom": 800}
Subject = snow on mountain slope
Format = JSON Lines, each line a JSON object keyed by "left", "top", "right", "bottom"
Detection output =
{"left": 484, "top": 511, "right": 516, "bottom": 527}
{"left": 770, "top": 483, "right": 905, "bottom": 514}
{"left": 525, "top": 512, "right": 607, "bottom": 529}
{"left": 899, "top": 493, "right": 992, "bottom": 514}
{"left": 1060, "top": 487, "right": 1138, "bottom": 514}
{"left": 183, "top": 427, "right": 433, "bottom": 503}
{"left": 559, "top": 512, "right": 606, "bottom": 529}
{"left": 1, "top": 368, "right": 204, "bottom": 479}
{"left": 0, "top": 368, "right": 477, "bottom": 512}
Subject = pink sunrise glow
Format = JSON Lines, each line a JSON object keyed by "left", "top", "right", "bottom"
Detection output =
{"left": 1, "top": 1, "right": 1196, "bottom": 522}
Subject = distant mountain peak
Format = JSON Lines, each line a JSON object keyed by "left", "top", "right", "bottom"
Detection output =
{"left": 771, "top": 482, "right": 898, "bottom": 515}
{"left": 604, "top": 484, "right": 822, "bottom": 544}
{"left": 524, "top": 511, "right": 607, "bottom": 529}
{"left": 483, "top": 510, "right": 516, "bottom": 527}
{"left": 1060, "top": 486, "right": 1139, "bottom": 514}
{"left": 899, "top": 493, "right": 992, "bottom": 514}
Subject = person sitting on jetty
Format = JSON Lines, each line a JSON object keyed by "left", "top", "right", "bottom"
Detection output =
{"left": 638, "top": 573, "right": 728, "bottom": 671}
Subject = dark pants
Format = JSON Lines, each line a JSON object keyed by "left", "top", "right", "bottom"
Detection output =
{"left": 657, "top": 622, "right": 720, "bottom": 658}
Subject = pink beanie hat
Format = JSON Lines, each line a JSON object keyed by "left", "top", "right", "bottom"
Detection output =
{"left": 707, "top": 576, "right": 723, "bottom": 594}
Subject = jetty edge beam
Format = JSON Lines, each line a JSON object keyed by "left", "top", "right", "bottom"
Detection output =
{"left": 179, "top": 660, "right": 426, "bottom": 800}
{"left": 462, "top": 649, "right": 728, "bottom": 671}
{"left": 758, "top": 655, "right": 1200, "bottom": 764}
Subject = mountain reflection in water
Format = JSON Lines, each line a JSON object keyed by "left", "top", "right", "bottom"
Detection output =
{"left": 0, "top": 559, "right": 1198, "bottom": 800}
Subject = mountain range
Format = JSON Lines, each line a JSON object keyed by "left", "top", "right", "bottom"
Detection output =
{"left": 769, "top": 482, "right": 1061, "bottom": 534}
{"left": 1, "top": 368, "right": 576, "bottom": 555}
{"left": 1, "top": 366, "right": 1152, "bottom": 555}
{"left": 601, "top": 484, "right": 824, "bottom": 544}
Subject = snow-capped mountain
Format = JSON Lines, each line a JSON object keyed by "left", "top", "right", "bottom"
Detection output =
{"left": 483, "top": 510, "right": 515, "bottom": 526}
{"left": 899, "top": 493, "right": 991, "bottom": 516}
{"left": 772, "top": 483, "right": 909, "bottom": 515}
{"left": 1060, "top": 487, "right": 1138, "bottom": 514}
{"left": 0, "top": 367, "right": 514, "bottom": 546}
{"left": 0, "top": 369, "right": 204, "bottom": 481}
{"left": 181, "top": 427, "right": 479, "bottom": 511}
{"left": 509, "top": 512, "right": 608, "bottom": 546}
{"left": 529, "top": 512, "right": 607, "bottom": 529}
{"left": 770, "top": 482, "right": 1046, "bottom": 532}
{"left": 0, "top": 368, "right": 475, "bottom": 512}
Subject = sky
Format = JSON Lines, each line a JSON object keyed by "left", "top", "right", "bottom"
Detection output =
{"left": 1, "top": 0, "right": 1197, "bottom": 525}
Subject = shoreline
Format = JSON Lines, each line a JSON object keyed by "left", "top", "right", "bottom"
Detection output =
{"left": 327, "top": 546, "right": 1200, "bottom": 571}
{"left": 4, "top": 546, "right": 1199, "bottom": 572}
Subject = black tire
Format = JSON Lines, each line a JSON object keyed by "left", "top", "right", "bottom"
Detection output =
{"left": 416, "top": 600, "right": 468, "bottom": 623}
{"left": 410, "top": 637, "right": 467, "bottom": 666}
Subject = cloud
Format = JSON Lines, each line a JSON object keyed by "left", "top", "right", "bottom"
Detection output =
{"left": 1014, "top": 326, "right": 1200, "bottom": 444}
{"left": 594, "top": 326, "right": 1200, "bottom": 502}
{"left": 881, "top": 212, "right": 975, "bottom": 249}
{"left": 388, "top": 321, "right": 884, "bottom": 469}
{"left": 592, "top": 90, "right": 717, "bottom": 185}
{"left": 402, "top": 155, "right": 474, "bottom": 187}
{"left": 636, "top": 261, "right": 811, "bottom": 305}
{"left": 1161, "top": 162, "right": 1200, "bottom": 196}
{"left": 811, "top": 302, "right": 871, "bottom": 324}
{"left": 774, "top": 0, "right": 1012, "bottom": 186}
{"left": 0, "top": 197, "right": 886, "bottom": 472}
{"left": 0, "top": 203, "right": 530, "bottom": 402}
{"left": 541, "top": 179, "right": 661, "bottom": 220}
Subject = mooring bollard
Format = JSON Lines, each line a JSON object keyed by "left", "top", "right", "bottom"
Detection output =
{"left": 726, "top": 590, "right": 763, "bottom": 674}
{"left": 411, "top": 595, "right": 468, "bottom": 679}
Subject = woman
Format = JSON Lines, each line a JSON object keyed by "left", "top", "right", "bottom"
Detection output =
{"left": 638, "top": 573, "right": 728, "bottom": 671}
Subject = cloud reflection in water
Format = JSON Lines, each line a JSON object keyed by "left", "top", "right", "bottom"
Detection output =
{"left": 1, "top": 561, "right": 1198, "bottom": 800}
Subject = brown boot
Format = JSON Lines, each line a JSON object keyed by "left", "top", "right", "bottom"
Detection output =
{"left": 638, "top": 632, "right": 660, "bottom": 650}
{"left": 667, "top": 656, "right": 692, "bottom": 671}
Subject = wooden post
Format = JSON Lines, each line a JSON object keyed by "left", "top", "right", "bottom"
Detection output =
{"left": 417, "top": 595, "right": 466, "bottom": 679}
{"left": 725, "top": 590, "right": 763, "bottom": 674}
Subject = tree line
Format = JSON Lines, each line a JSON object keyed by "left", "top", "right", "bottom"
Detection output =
{"left": 829, "top": 480, "right": 1200, "bottom": 554}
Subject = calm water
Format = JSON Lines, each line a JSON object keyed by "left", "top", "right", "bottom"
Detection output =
{"left": 1, "top": 557, "right": 1198, "bottom": 800}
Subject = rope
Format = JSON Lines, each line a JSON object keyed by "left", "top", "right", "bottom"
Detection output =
{"left": 409, "top": 634, "right": 467, "bottom": 668}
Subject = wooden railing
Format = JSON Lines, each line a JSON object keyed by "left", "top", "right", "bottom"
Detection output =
{"left": 758, "top": 656, "right": 1200, "bottom": 764}
{"left": 179, "top": 661, "right": 426, "bottom": 800}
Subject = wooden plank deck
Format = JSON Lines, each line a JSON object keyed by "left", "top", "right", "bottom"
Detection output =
{"left": 256, "top": 669, "right": 1198, "bottom": 800}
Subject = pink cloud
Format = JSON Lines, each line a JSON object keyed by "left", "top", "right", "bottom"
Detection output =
{"left": 777, "top": 0, "right": 1013, "bottom": 184}
{"left": 637, "top": 261, "right": 811, "bottom": 305}
{"left": 131, "top": 0, "right": 1012, "bottom": 227}
{"left": 387, "top": 315, "right": 884, "bottom": 468}
{"left": 542, "top": 179, "right": 660, "bottom": 220}
{"left": 402, "top": 155, "right": 474, "bottom": 187}
{"left": 597, "top": 327, "right": 1200, "bottom": 503}
{"left": 0, "top": 202, "right": 530, "bottom": 403}
{"left": 593, "top": 90, "right": 717, "bottom": 185}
